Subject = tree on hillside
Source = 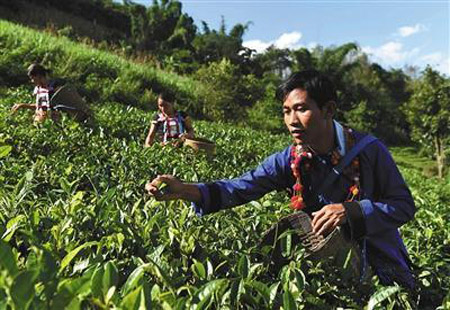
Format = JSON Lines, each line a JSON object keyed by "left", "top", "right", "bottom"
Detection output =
{"left": 404, "top": 66, "right": 449, "bottom": 178}
{"left": 313, "top": 43, "right": 359, "bottom": 74}
{"left": 193, "top": 59, "right": 262, "bottom": 121}
{"left": 253, "top": 46, "right": 292, "bottom": 79}
{"left": 341, "top": 55, "right": 412, "bottom": 144}
{"left": 126, "top": 0, "right": 196, "bottom": 54}
{"left": 291, "top": 48, "right": 316, "bottom": 72}
{"left": 192, "top": 18, "right": 254, "bottom": 71}
{"left": 310, "top": 43, "right": 360, "bottom": 109}
{"left": 248, "top": 43, "right": 413, "bottom": 143}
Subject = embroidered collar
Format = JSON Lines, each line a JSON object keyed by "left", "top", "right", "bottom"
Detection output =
{"left": 289, "top": 122, "right": 361, "bottom": 211}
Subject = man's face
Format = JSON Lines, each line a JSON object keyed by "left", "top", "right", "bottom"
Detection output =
{"left": 157, "top": 97, "right": 173, "bottom": 115}
{"left": 283, "top": 88, "right": 329, "bottom": 146}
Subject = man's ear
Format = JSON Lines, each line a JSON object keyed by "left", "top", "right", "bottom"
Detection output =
{"left": 323, "top": 101, "right": 336, "bottom": 118}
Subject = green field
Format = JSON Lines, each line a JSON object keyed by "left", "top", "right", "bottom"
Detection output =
{"left": 0, "top": 20, "right": 449, "bottom": 310}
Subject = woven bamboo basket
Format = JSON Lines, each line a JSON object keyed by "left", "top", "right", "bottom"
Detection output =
{"left": 50, "top": 85, "right": 91, "bottom": 121}
{"left": 260, "top": 211, "right": 362, "bottom": 281}
{"left": 183, "top": 137, "right": 216, "bottom": 156}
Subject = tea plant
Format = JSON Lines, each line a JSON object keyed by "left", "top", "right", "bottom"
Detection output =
{"left": 0, "top": 87, "right": 448, "bottom": 309}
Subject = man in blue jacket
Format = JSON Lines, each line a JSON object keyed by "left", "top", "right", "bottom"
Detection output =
{"left": 145, "top": 70, "right": 416, "bottom": 288}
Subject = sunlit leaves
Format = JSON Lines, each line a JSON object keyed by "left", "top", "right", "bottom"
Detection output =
{"left": 367, "top": 286, "right": 400, "bottom": 310}
{"left": 59, "top": 242, "right": 98, "bottom": 274}
{"left": 0, "top": 85, "right": 447, "bottom": 309}
{"left": 0, "top": 145, "right": 12, "bottom": 159}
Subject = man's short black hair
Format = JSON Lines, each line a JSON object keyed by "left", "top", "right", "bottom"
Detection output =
{"left": 27, "top": 63, "right": 49, "bottom": 77}
{"left": 158, "top": 92, "right": 175, "bottom": 103}
{"left": 276, "top": 70, "right": 337, "bottom": 109}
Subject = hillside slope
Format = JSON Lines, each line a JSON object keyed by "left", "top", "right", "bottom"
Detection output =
{"left": 0, "top": 19, "right": 212, "bottom": 117}
{"left": 0, "top": 0, "right": 129, "bottom": 42}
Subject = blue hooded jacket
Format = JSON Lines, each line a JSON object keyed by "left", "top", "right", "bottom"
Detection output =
{"left": 193, "top": 122, "right": 415, "bottom": 288}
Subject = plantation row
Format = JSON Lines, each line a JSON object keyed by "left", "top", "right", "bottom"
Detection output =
{"left": 0, "top": 82, "right": 449, "bottom": 309}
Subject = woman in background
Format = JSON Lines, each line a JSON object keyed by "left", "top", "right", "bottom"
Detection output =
{"left": 11, "top": 63, "right": 91, "bottom": 123}
{"left": 11, "top": 63, "right": 62, "bottom": 122}
{"left": 144, "top": 92, "right": 194, "bottom": 147}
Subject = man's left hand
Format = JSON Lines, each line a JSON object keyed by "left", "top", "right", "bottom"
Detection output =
{"left": 311, "top": 203, "right": 347, "bottom": 236}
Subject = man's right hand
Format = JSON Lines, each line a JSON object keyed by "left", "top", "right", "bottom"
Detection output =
{"left": 145, "top": 174, "right": 185, "bottom": 201}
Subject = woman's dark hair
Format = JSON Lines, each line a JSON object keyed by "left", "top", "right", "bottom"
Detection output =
{"left": 158, "top": 92, "right": 175, "bottom": 103}
{"left": 27, "top": 63, "right": 50, "bottom": 77}
{"left": 276, "top": 70, "right": 337, "bottom": 109}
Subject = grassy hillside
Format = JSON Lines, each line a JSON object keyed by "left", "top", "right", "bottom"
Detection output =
{"left": 0, "top": 19, "right": 213, "bottom": 118}
{"left": 0, "top": 0, "right": 129, "bottom": 42}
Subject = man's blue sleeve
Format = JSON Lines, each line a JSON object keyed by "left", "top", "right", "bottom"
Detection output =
{"left": 344, "top": 141, "right": 416, "bottom": 238}
{"left": 192, "top": 147, "right": 292, "bottom": 215}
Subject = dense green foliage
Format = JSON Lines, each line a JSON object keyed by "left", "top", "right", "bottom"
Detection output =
{"left": 126, "top": 0, "right": 196, "bottom": 57}
{"left": 404, "top": 67, "right": 450, "bottom": 178}
{"left": 0, "top": 82, "right": 449, "bottom": 309}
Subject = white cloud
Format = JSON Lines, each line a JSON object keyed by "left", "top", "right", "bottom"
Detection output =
{"left": 420, "top": 52, "right": 443, "bottom": 63}
{"left": 362, "top": 42, "right": 449, "bottom": 76}
{"left": 242, "top": 40, "right": 271, "bottom": 53}
{"left": 243, "top": 31, "right": 303, "bottom": 53}
{"left": 362, "top": 41, "right": 420, "bottom": 65}
{"left": 419, "top": 52, "right": 450, "bottom": 76}
{"left": 396, "top": 24, "right": 427, "bottom": 37}
{"left": 274, "top": 32, "right": 302, "bottom": 49}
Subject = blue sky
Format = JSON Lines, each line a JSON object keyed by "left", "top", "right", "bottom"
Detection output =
{"left": 131, "top": 0, "right": 449, "bottom": 75}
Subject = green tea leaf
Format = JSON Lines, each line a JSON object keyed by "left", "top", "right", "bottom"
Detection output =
{"left": 269, "top": 282, "right": 280, "bottom": 308}
{"left": 91, "top": 265, "right": 104, "bottom": 300}
{"left": 0, "top": 241, "right": 18, "bottom": 276}
{"left": 51, "top": 276, "right": 91, "bottom": 310}
{"left": 103, "top": 261, "right": 119, "bottom": 295}
{"left": 230, "top": 278, "right": 245, "bottom": 306}
{"left": 122, "top": 265, "right": 146, "bottom": 296}
{"left": 10, "top": 270, "right": 39, "bottom": 310}
{"left": 91, "top": 261, "right": 118, "bottom": 301}
{"left": 196, "top": 279, "right": 227, "bottom": 301}
{"left": 294, "top": 269, "right": 306, "bottom": 291}
{"left": 0, "top": 145, "right": 12, "bottom": 158}
{"left": 59, "top": 241, "right": 98, "bottom": 273}
{"left": 192, "top": 260, "right": 206, "bottom": 280}
{"left": 237, "top": 255, "right": 249, "bottom": 278}
{"left": 2, "top": 214, "right": 26, "bottom": 242}
{"left": 121, "top": 287, "right": 142, "bottom": 310}
{"left": 367, "top": 286, "right": 401, "bottom": 310}
{"left": 249, "top": 280, "right": 270, "bottom": 303}
{"left": 121, "top": 282, "right": 152, "bottom": 310}
{"left": 282, "top": 289, "right": 297, "bottom": 310}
